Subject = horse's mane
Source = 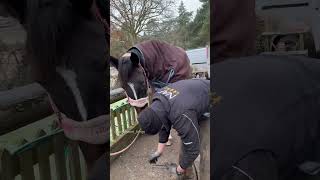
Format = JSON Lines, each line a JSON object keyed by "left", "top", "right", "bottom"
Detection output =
{"left": 26, "top": 0, "right": 94, "bottom": 82}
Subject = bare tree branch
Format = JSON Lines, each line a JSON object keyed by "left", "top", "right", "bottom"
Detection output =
{"left": 111, "top": 0, "right": 174, "bottom": 43}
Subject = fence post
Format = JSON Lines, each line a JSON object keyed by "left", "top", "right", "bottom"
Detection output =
{"left": 116, "top": 109, "right": 123, "bottom": 135}
{"left": 132, "top": 108, "right": 137, "bottom": 124}
{"left": 19, "top": 139, "right": 35, "bottom": 180}
{"left": 126, "top": 105, "right": 132, "bottom": 126}
{"left": 0, "top": 148, "right": 14, "bottom": 180}
{"left": 36, "top": 130, "right": 52, "bottom": 180}
{"left": 53, "top": 133, "right": 68, "bottom": 180}
{"left": 121, "top": 106, "right": 128, "bottom": 131}
{"left": 110, "top": 111, "right": 117, "bottom": 142}
{"left": 68, "top": 141, "right": 82, "bottom": 180}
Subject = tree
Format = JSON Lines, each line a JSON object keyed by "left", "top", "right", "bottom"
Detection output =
{"left": 187, "top": 0, "right": 209, "bottom": 48}
{"left": 175, "top": 1, "right": 193, "bottom": 49}
{"left": 110, "top": 0, "right": 174, "bottom": 45}
{"left": 177, "top": 1, "right": 192, "bottom": 27}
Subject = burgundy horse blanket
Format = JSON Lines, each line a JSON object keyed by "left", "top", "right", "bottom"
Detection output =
{"left": 129, "top": 40, "right": 192, "bottom": 86}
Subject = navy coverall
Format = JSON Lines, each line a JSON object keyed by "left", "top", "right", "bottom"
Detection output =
{"left": 213, "top": 55, "right": 320, "bottom": 180}
{"left": 150, "top": 79, "right": 210, "bottom": 169}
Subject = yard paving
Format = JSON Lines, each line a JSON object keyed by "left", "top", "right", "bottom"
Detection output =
{"left": 110, "top": 130, "right": 200, "bottom": 180}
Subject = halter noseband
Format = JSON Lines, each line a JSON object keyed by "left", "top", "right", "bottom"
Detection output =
{"left": 125, "top": 64, "right": 152, "bottom": 108}
{"left": 48, "top": 95, "right": 108, "bottom": 144}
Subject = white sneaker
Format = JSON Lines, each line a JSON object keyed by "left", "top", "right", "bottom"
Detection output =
{"left": 166, "top": 140, "right": 172, "bottom": 146}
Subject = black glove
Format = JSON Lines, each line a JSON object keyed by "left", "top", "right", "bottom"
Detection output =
{"left": 167, "top": 163, "right": 184, "bottom": 179}
{"left": 149, "top": 151, "right": 161, "bottom": 164}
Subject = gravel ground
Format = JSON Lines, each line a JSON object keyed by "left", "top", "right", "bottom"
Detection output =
{"left": 110, "top": 130, "right": 200, "bottom": 180}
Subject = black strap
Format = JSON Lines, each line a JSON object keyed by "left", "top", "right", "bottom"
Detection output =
{"left": 151, "top": 67, "right": 175, "bottom": 90}
{"left": 128, "top": 47, "right": 146, "bottom": 69}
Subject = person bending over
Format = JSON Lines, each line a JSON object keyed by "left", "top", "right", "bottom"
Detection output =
{"left": 138, "top": 79, "right": 210, "bottom": 179}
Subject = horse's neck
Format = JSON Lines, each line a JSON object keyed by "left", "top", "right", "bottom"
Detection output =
{"left": 56, "top": 67, "right": 87, "bottom": 121}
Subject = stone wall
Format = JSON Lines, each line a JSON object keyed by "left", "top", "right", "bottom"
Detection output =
{"left": 0, "top": 15, "right": 31, "bottom": 91}
{"left": 110, "top": 66, "right": 120, "bottom": 90}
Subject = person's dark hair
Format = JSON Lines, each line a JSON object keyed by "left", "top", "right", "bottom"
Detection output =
{"left": 138, "top": 107, "right": 162, "bottom": 135}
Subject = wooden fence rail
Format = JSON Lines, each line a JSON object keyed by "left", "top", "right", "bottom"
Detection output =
{"left": 0, "top": 83, "right": 52, "bottom": 135}
{"left": 0, "top": 115, "right": 87, "bottom": 180}
{"left": 110, "top": 88, "right": 139, "bottom": 145}
{"left": 0, "top": 86, "right": 139, "bottom": 179}
{"left": 110, "top": 100, "right": 138, "bottom": 145}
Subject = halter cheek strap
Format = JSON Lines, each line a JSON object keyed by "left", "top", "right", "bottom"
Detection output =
{"left": 48, "top": 95, "right": 108, "bottom": 144}
{"left": 125, "top": 64, "right": 152, "bottom": 108}
{"left": 125, "top": 83, "right": 149, "bottom": 108}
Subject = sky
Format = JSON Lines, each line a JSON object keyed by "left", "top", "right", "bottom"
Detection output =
{"left": 173, "top": 0, "right": 203, "bottom": 18}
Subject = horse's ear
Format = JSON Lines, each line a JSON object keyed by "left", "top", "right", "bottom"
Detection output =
{"left": 130, "top": 53, "right": 140, "bottom": 67}
{"left": 110, "top": 56, "right": 118, "bottom": 69}
{"left": 4, "top": 0, "right": 27, "bottom": 24}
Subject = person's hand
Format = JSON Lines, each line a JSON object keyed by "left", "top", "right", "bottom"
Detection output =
{"left": 149, "top": 151, "right": 161, "bottom": 164}
{"left": 167, "top": 163, "right": 185, "bottom": 180}
{"left": 176, "top": 165, "right": 186, "bottom": 174}
{"left": 167, "top": 163, "right": 185, "bottom": 179}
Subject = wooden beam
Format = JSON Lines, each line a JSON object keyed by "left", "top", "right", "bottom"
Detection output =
{"left": 0, "top": 99, "right": 52, "bottom": 135}
{"left": 110, "top": 88, "right": 126, "bottom": 104}
{"left": 0, "top": 83, "right": 54, "bottom": 134}
{"left": 0, "top": 83, "right": 46, "bottom": 110}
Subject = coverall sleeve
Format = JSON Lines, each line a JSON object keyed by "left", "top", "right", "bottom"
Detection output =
{"left": 158, "top": 126, "right": 170, "bottom": 143}
{"left": 174, "top": 111, "right": 200, "bottom": 169}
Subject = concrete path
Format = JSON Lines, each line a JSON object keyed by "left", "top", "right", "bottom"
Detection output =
{"left": 110, "top": 130, "right": 200, "bottom": 180}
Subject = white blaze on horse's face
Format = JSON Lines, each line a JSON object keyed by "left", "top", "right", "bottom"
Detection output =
{"left": 127, "top": 83, "right": 138, "bottom": 99}
{"left": 126, "top": 82, "right": 149, "bottom": 108}
{"left": 122, "top": 52, "right": 131, "bottom": 57}
{"left": 56, "top": 67, "right": 88, "bottom": 121}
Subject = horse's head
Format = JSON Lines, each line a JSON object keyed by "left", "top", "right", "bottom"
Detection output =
{"left": 26, "top": 0, "right": 108, "bottom": 121}
{"left": 25, "top": 0, "right": 108, "bottom": 171}
{"left": 111, "top": 53, "right": 150, "bottom": 113}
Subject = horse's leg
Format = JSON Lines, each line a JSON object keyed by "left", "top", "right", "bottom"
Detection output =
{"left": 79, "top": 142, "right": 107, "bottom": 172}
{"left": 199, "top": 119, "right": 210, "bottom": 180}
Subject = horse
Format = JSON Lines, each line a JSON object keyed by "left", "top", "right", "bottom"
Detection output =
{"left": 4, "top": 0, "right": 109, "bottom": 179}
{"left": 110, "top": 40, "right": 192, "bottom": 113}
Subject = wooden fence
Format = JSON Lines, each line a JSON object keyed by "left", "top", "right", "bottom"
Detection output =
{"left": 110, "top": 88, "right": 139, "bottom": 146}
{"left": 110, "top": 99, "right": 138, "bottom": 145}
{"left": 109, "top": 89, "right": 141, "bottom": 163}
{"left": 0, "top": 83, "right": 87, "bottom": 180}
{"left": 0, "top": 115, "right": 87, "bottom": 180}
{"left": 0, "top": 85, "right": 139, "bottom": 179}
